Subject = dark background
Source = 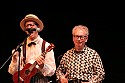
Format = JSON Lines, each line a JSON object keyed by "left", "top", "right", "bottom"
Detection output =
{"left": 0, "top": 1, "right": 124, "bottom": 83}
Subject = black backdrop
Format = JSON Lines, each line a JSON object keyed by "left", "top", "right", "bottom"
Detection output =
{"left": 0, "top": 1, "right": 124, "bottom": 83}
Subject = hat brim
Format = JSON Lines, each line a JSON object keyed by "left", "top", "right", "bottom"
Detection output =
{"left": 20, "top": 18, "right": 44, "bottom": 32}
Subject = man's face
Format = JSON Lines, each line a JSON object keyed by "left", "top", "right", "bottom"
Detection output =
{"left": 25, "top": 21, "right": 38, "bottom": 40}
{"left": 73, "top": 29, "right": 88, "bottom": 50}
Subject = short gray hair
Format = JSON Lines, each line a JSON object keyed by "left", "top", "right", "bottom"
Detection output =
{"left": 72, "top": 25, "right": 89, "bottom": 35}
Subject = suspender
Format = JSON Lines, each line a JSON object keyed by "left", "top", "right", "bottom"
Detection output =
{"left": 23, "top": 39, "right": 27, "bottom": 64}
{"left": 23, "top": 39, "right": 46, "bottom": 64}
{"left": 42, "top": 40, "right": 46, "bottom": 52}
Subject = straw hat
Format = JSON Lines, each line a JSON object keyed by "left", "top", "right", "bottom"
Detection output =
{"left": 20, "top": 14, "right": 44, "bottom": 32}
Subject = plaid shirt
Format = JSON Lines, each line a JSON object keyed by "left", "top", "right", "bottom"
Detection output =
{"left": 56, "top": 45, "right": 105, "bottom": 83}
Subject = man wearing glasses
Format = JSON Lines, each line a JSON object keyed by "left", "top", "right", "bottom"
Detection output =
{"left": 56, "top": 25, "right": 105, "bottom": 83}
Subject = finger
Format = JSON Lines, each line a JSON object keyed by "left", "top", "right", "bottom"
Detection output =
{"left": 64, "top": 72, "right": 68, "bottom": 77}
{"left": 37, "top": 58, "right": 44, "bottom": 65}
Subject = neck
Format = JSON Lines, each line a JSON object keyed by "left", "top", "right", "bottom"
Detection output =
{"left": 75, "top": 45, "right": 85, "bottom": 52}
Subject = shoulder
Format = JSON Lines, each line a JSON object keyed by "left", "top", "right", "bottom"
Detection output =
{"left": 64, "top": 48, "right": 74, "bottom": 55}
{"left": 41, "top": 39, "right": 55, "bottom": 51}
{"left": 85, "top": 45, "right": 97, "bottom": 53}
{"left": 38, "top": 37, "right": 48, "bottom": 46}
{"left": 85, "top": 46, "right": 99, "bottom": 55}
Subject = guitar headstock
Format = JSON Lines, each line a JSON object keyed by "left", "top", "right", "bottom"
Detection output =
{"left": 46, "top": 43, "right": 55, "bottom": 52}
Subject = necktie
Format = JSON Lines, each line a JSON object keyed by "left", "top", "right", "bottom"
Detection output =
{"left": 28, "top": 42, "right": 36, "bottom": 47}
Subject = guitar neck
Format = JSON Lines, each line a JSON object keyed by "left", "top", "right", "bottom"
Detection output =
{"left": 41, "top": 51, "right": 47, "bottom": 58}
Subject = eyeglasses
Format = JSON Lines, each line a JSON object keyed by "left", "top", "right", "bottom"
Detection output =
{"left": 73, "top": 35, "right": 87, "bottom": 39}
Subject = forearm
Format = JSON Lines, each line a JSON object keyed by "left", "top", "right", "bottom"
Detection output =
{"left": 8, "top": 55, "right": 24, "bottom": 75}
{"left": 39, "top": 50, "right": 56, "bottom": 76}
{"left": 8, "top": 60, "right": 18, "bottom": 75}
{"left": 8, "top": 49, "right": 19, "bottom": 75}
{"left": 90, "top": 72, "right": 105, "bottom": 83}
{"left": 56, "top": 68, "right": 66, "bottom": 81}
{"left": 39, "top": 63, "right": 56, "bottom": 76}
{"left": 92, "top": 54, "right": 105, "bottom": 82}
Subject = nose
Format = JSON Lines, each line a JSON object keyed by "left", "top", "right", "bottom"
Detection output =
{"left": 77, "top": 37, "right": 81, "bottom": 40}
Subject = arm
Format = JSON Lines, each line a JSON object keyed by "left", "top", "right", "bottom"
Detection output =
{"left": 56, "top": 65, "right": 68, "bottom": 83}
{"left": 8, "top": 49, "right": 20, "bottom": 75}
{"left": 38, "top": 49, "right": 56, "bottom": 76}
{"left": 8, "top": 49, "right": 24, "bottom": 75}
{"left": 90, "top": 52, "right": 105, "bottom": 83}
{"left": 56, "top": 54, "right": 68, "bottom": 82}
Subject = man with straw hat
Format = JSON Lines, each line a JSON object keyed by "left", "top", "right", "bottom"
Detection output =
{"left": 8, "top": 14, "right": 56, "bottom": 83}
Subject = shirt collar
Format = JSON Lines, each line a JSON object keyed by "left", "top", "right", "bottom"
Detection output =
{"left": 73, "top": 45, "right": 87, "bottom": 53}
{"left": 27, "top": 35, "right": 40, "bottom": 45}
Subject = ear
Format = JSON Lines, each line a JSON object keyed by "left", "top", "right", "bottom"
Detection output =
{"left": 85, "top": 39, "right": 88, "bottom": 42}
{"left": 85, "top": 36, "right": 88, "bottom": 42}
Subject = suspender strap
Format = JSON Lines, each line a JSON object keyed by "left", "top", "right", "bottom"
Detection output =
{"left": 42, "top": 40, "right": 46, "bottom": 52}
{"left": 23, "top": 39, "right": 27, "bottom": 64}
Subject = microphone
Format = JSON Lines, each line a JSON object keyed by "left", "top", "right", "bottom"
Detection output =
{"left": 25, "top": 28, "right": 40, "bottom": 33}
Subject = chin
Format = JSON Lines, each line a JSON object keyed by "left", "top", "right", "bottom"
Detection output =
{"left": 29, "top": 36, "right": 35, "bottom": 40}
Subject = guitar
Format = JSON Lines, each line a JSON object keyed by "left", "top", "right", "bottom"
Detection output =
{"left": 12, "top": 43, "right": 55, "bottom": 83}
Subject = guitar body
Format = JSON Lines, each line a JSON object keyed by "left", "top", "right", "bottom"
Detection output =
{"left": 12, "top": 63, "right": 38, "bottom": 83}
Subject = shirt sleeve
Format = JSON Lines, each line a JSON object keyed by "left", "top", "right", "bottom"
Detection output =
{"left": 56, "top": 54, "right": 66, "bottom": 80}
{"left": 8, "top": 59, "right": 18, "bottom": 75}
{"left": 91, "top": 52, "right": 105, "bottom": 82}
{"left": 8, "top": 49, "right": 24, "bottom": 75}
{"left": 38, "top": 45, "right": 56, "bottom": 76}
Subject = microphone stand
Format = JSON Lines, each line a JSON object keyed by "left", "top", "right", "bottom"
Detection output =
{"left": 0, "top": 33, "right": 31, "bottom": 83}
